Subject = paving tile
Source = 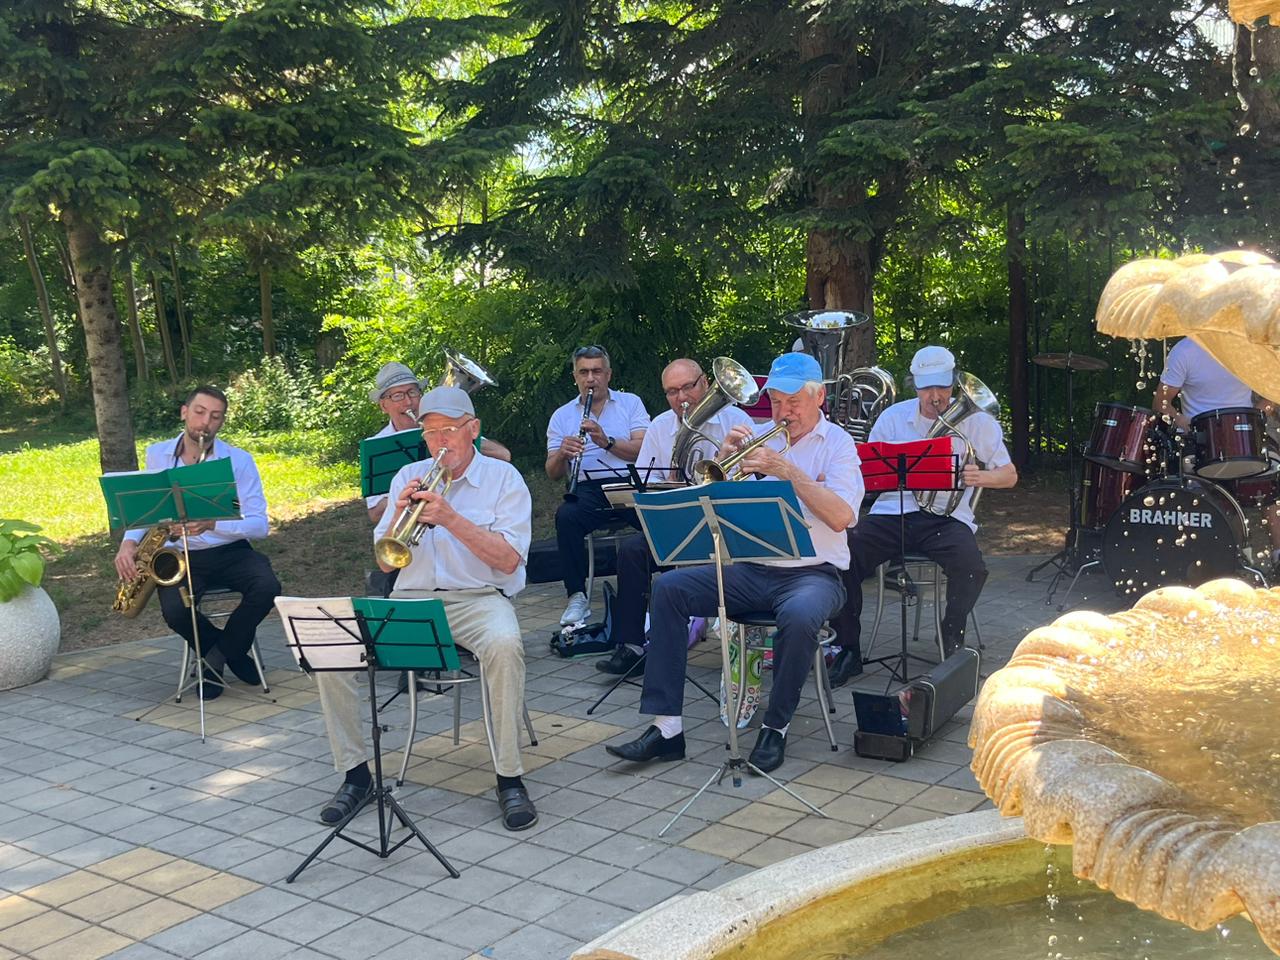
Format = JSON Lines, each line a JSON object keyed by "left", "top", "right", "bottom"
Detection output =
{"left": 910, "top": 784, "right": 987, "bottom": 814}
{"left": 0, "top": 908, "right": 89, "bottom": 952}
{"left": 849, "top": 774, "right": 930, "bottom": 804}
{"left": 369, "top": 889, "right": 469, "bottom": 934}
{"left": 634, "top": 845, "right": 726, "bottom": 886}
{"left": 61, "top": 883, "right": 156, "bottom": 923}
{"left": 307, "top": 916, "right": 413, "bottom": 956}
{"left": 21, "top": 869, "right": 114, "bottom": 906}
{"left": 193, "top": 928, "right": 299, "bottom": 960}
{"left": 260, "top": 900, "right": 363, "bottom": 944}
{"left": 429, "top": 905, "right": 525, "bottom": 951}
{"left": 168, "top": 872, "right": 260, "bottom": 909}
{"left": 100, "top": 896, "right": 200, "bottom": 939}
{"left": 537, "top": 896, "right": 634, "bottom": 942}
{"left": 316, "top": 874, "right": 416, "bottom": 914}
{"left": 87, "top": 848, "right": 175, "bottom": 882}
{"left": 129, "top": 859, "right": 219, "bottom": 895}
{"left": 681, "top": 823, "right": 768, "bottom": 859}
{"left": 490, "top": 922, "right": 582, "bottom": 960}
{"left": 532, "top": 857, "right": 623, "bottom": 895}
{"left": 735, "top": 835, "right": 814, "bottom": 868}
{"left": 29, "top": 924, "right": 132, "bottom": 960}
{"left": 873, "top": 805, "right": 944, "bottom": 831}
{"left": 820, "top": 793, "right": 898, "bottom": 826}
{"left": 144, "top": 913, "right": 250, "bottom": 956}
{"left": 590, "top": 870, "right": 684, "bottom": 911}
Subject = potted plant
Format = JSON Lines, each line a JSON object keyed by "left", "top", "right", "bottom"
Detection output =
{"left": 0, "top": 520, "right": 61, "bottom": 691}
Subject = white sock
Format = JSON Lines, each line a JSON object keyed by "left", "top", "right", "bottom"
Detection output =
{"left": 654, "top": 715, "right": 683, "bottom": 738}
{"left": 764, "top": 723, "right": 788, "bottom": 738}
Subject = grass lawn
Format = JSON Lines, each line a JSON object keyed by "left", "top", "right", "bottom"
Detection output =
{"left": 1, "top": 420, "right": 562, "bottom": 651}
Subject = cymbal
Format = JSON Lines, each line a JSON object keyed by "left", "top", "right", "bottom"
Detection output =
{"left": 1032, "top": 352, "right": 1109, "bottom": 372}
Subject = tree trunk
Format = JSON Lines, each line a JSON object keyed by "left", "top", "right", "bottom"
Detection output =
{"left": 800, "top": 18, "right": 876, "bottom": 368}
{"left": 61, "top": 211, "right": 137, "bottom": 473}
{"left": 260, "top": 263, "right": 275, "bottom": 356}
{"left": 151, "top": 272, "right": 179, "bottom": 386}
{"left": 170, "top": 246, "right": 192, "bottom": 378}
{"left": 18, "top": 215, "right": 68, "bottom": 407}
{"left": 1006, "top": 204, "right": 1030, "bottom": 469}
{"left": 121, "top": 237, "right": 148, "bottom": 383}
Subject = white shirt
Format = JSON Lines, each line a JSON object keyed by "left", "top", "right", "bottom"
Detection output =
{"left": 867, "top": 398, "right": 1012, "bottom": 532}
{"left": 1160, "top": 338, "right": 1253, "bottom": 419}
{"left": 376, "top": 453, "right": 531, "bottom": 597}
{"left": 546, "top": 388, "right": 651, "bottom": 476}
{"left": 742, "top": 416, "right": 864, "bottom": 570}
{"left": 123, "top": 434, "right": 269, "bottom": 549}
{"left": 636, "top": 405, "right": 757, "bottom": 478}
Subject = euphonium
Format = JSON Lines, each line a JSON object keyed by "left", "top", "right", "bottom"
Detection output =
{"left": 111, "top": 432, "right": 210, "bottom": 617}
{"left": 916, "top": 372, "right": 1000, "bottom": 517}
{"left": 374, "top": 452, "right": 453, "bottom": 569}
{"left": 691, "top": 420, "right": 791, "bottom": 484}
{"left": 671, "top": 357, "right": 760, "bottom": 482}
{"left": 441, "top": 347, "right": 497, "bottom": 394}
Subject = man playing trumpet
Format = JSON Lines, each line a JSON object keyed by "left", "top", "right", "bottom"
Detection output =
{"left": 315, "top": 386, "right": 538, "bottom": 831}
{"left": 606, "top": 353, "right": 863, "bottom": 774}
{"left": 828, "top": 346, "right": 1017, "bottom": 687}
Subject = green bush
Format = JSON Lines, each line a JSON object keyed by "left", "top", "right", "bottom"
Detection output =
{"left": 0, "top": 337, "right": 53, "bottom": 410}
{"left": 226, "top": 356, "right": 324, "bottom": 433}
{"left": 0, "top": 519, "right": 60, "bottom": 602}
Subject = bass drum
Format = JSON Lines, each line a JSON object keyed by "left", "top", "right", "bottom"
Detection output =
{"left": 1102, "top": 477, "right": 1247, "bottom": 597}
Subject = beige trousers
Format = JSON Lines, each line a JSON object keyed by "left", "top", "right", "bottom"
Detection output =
{"left": 314, "top": 587, "right": 527, "bottom": 778}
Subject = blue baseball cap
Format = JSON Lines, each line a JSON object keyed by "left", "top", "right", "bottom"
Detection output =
{"left": 761, "top": 352, "right": 823, "bottom": 395}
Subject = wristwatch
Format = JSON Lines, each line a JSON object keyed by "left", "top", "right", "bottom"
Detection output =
{"left": 604, "top": 436, "right": 616, "bottom": 451}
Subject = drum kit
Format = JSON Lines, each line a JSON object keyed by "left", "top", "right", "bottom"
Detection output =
{"left": 1029, "top": 352, "right": 1277, "bottom": 608}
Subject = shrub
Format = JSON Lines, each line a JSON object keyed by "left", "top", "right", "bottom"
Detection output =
{"left": 0, "top": 520, "right": 60, "bottom": 602}
{"left": 225, "top": 356, "right": 324, "bottom": 432}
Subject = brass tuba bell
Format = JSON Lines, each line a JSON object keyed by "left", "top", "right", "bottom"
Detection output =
{"left": 671, "top": 357, "right": 761, "bottom": 482}
{"left": 916, "top": 372, "right": 1000, "bottom": 517}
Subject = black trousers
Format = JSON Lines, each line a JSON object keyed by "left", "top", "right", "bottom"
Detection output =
{"left": 832, "top": 512, "right": 987, "bottom": 660}
{"left": 612, "top": 532, "right": 664, "bottom": 650}
{"left": 554, "top": 480, "right": 638, "bottom": 596}
{"left": 157, "top": 540, "right": 282, "bottom": 661}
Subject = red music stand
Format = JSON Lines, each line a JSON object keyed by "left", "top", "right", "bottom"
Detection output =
{"left": 855, "top": 438, "right": 960, "bottom": 684}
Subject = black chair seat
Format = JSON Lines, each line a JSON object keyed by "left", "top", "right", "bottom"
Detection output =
{"left": 733, "top": 610, "right": 778, "bottom": 627}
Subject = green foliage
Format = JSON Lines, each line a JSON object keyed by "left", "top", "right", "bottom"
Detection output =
{"left": 0, "top": 519, "right": 60, "bottom": 602}
{"left": 225, "top": 356, "right": 324, "bottom": 434}
{"left": 0, "top": 336, "right": 53, "bottom": 409}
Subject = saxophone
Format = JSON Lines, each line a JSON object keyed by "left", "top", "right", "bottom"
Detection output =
{"left": 111, "top": 432, "right": 210, "bottom": 617}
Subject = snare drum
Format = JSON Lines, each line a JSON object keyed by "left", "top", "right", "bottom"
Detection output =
{"left": 1191, "top": 406, "right": 1269, "bottom": 480}
{"left": 1079, "top": 459, "right": 1141, "bottom": 529}
{"left": 1085, "top": 402, "right": 1158, "bottom": 474}
{"left": 1229, "top": 466, "right": 1280, "bottom": 510}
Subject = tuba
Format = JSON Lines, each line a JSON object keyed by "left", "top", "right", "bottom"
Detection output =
{"left": 374, "top": 452, "right": 453, "bottom": 568}
{"left": 915, "top": 372, "right": 1000, "bottom": 517}
{"left": 112, "top": 432, "right": 210, "bottom": 617}
{"left": 784, "top": 310, "right": 895, "bottom": 439}
{"left": 671, "top": 357, "right": 761, "bottom": 482}
{"left": 691, "top": 420, "right": 790, "bottom": 484}
{"left": 441, "top": 347, "right": 497, "bottom": 394}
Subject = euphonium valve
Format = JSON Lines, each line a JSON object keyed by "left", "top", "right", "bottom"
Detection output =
{"left": 691, "top": 420, "right": 791, "bottom": 483}
{"left": 374, "top": 454, "right": 453, "bottom": 569}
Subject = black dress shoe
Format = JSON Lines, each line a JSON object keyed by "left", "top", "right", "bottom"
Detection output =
{"left": 748, "top": 727, "right": 786, "bottom": 773}
{"left": 827, "top": 648, "right": 864, "bottom": 688}
{"left": 605, "top": 726, "right": 685, "bottom": 763}
{"left": 199, "top": 668, "right": 225, "bottom": 701}
{"left": 595, "top": 646, "right": 642, "bottom": 675}
{"left": 225, "top": 654, "right": 261, "bottom": 686}
{"left": 319, "top": 781, "right": 373, "bottom": 824}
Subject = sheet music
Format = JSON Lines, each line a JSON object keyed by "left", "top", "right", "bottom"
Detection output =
{"left": 274, "top": 596, "right": 366, "bottom": 670}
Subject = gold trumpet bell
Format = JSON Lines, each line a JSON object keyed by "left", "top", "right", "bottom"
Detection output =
{"left": 374, "top": 536, "right": 415, "bottom": 570}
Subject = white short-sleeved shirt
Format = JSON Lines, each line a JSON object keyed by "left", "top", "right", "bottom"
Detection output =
{"left": 1160, "top": 338, "right": 1253, "bottom": 419}
{"left": 741, "top": 417, "right": 864, "bottom": 571}
{"left": 636, "top": 405, "right": 757, "bottom": 478}
{"left": 546, "top": 388, "right": 651, "bottom": 476}
{"left": 867, "top": 398, "right": 1012, "bottom": 532}
{"left": 375, "top": 454, "right": 531, "bottom": 597}
{"left": 123, "top": 434, "right": 270, "bottom": 549}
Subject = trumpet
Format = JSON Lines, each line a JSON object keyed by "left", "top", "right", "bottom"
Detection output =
{"left": 691, "top": 420, "right": 791, "bottom": 483}
{"left": 374, "top": 452, "right": 453, "bottom": 569}
{"left": 565, "top": 386, "right": 594, "bottom": 499}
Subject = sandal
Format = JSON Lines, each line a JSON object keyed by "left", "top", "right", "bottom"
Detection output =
{"left": 496, "top": 785, "right": 539, "bottom": 831}
{"left": 319, "top": 781, "right": 373, "bottom": 825}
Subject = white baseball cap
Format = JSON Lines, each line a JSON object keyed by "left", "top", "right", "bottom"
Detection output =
{"left": 910, "top": 346, "right": 956, "bottom": 389}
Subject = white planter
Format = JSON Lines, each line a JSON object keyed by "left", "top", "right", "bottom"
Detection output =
{"left": 0, "top": 585, "right": 60, "bottom": 691}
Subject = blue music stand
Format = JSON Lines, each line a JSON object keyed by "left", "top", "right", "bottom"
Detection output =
{"left": 634, "top": 481, "right": 830, "bottom": 835}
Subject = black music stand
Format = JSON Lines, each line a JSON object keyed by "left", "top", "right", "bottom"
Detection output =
{"left": 856, "top": 439, "right": 959, "bottom": 687}
{"left": 632, "top": 481, "right": 829, "bottom": 836}
{"left": 100, "top": 458, "right": 241, "bottom": 743}
{"left": 276, "top": 596, "right": 461, "bottom": 884}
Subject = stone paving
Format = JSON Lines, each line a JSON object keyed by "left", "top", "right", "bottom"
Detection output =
{"left": 0, "top": 554, "right": 1121, "bottom": 960}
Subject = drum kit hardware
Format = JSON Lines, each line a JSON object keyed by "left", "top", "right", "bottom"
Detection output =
{"left": 1028, "top": 351, "right": 1275, "bottom": 608}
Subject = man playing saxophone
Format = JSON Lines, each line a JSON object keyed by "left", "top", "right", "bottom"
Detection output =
{"left": 112, "top": 386, "right": 281, "bottom": 699}
{"left": 828, "top": 346, "right": 1017, "bottom": 686}
{"left": 597, "top": 358, "right": 756, "bottom": 675}
{"left": 314, "top": 386, "right": 539, "bottom": 831}
{"left": 605, "top": 353, "right": 862, "bottom": 774}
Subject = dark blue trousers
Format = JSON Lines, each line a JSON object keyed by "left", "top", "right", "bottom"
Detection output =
{"left": 157, "top": 540, "right": 281, "bottom": 660}
{"left": 639, "top": 562, "right": 845, "bottom": 729}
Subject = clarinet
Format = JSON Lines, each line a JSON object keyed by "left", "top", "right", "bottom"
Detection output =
{"left": 565, "top": 386, "right": 595, "bottom": 500}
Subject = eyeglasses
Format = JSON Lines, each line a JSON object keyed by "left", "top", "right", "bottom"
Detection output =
{"left": 382, "top": 387, "right": 422, "bottom": 403}
{"left": 422, "top": 418, "right": 474, "bottom": 443}
{"left": 573, "top": 345, "right": 609, "bottom": 361}
{"left": 664, "top": 375, "right": 705, "bottom": 398}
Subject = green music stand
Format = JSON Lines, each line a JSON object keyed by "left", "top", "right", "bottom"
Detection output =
{"left": 100, "top": 458, "right": 240, "bottom": 742}
{"left": 359, "top": 429, "right": 426, "bottom": 499}
{"left": 277, "top": 595, "right": 462, "bottom": 883}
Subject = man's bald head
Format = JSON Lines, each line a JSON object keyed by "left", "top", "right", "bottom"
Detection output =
{"left": 661, "top": 358, "right": 708, "bottom": 415}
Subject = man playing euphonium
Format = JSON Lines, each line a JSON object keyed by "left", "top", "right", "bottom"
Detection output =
{"left": 597, "top": 358, "right": 756, "bottom": 675}
{"left": 315, "top": 386, "right": 538, "bottom": 831}
{"left": 605, "top": 352, "right": 862, "bottom": 774}
{"left": 828, "top": 346, "right": 1017, "bottom": 686}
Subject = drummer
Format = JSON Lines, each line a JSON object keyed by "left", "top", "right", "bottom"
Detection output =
{"left": 1156, "top": 337, "right": 1280, "bottom": 561}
